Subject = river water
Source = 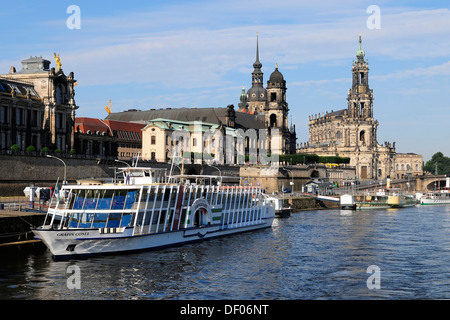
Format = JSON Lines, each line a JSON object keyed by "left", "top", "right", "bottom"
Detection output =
{"left": 1, "top": 205, "right": 450, "bottom": 300}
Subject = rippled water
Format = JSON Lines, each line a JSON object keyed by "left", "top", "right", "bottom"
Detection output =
{"left": 1, "top": 205, "right": 450, "bottom": 300}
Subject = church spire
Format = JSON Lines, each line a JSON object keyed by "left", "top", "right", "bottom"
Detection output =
{"left": 251, "top": 32, "right": 263, "bottom": 87}
{"left": 253, "top": 32, "right": 262, "bottom": 70}
{"left": 356, "top": 34, "right": 365, "bottom": 60}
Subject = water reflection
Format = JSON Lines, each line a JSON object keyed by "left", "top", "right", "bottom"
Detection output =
{"left": 1, "top": 205, "right": 450, "bottom": 299}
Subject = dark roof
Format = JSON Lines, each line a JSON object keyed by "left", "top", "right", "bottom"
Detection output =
{"left": 17, "top": 56, "right": 51, "bottom": 74}
{"left": 0, "top": 78, "right": 40, "bottom": 98}
{"left": 269, "top": 67, "right": 284, "bottom": 83}
{"left": 105, "top": 107, "right": 266, "bottom": 130}
{"left": 325, "top": 109, "right": 346, "bottom": 117}
{"left": 247, "top": 85, "right": 267, "bottom": 102}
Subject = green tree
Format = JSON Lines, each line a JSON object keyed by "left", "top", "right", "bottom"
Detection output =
{"left": 423, "top": 152, "right": 450, "bottom": 174}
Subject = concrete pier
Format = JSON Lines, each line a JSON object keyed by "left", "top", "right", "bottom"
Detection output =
{"left": 0, "top": 210, "right": 46, "bottom": 246}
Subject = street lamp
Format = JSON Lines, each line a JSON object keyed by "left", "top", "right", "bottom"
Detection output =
{"left": 114, "top": 160, "right": 131, "bottom": 184}
{"left": 206, "top": 163, "right": 222, "bottom": 185}
{"left": 115, "top": 159, "right": 131, "bottom": 167}
{"left": 285, "top": 168, "right": 294, "bottom": 193}
{"left": 46, "top": 155, "right": 67, "bottom": 185}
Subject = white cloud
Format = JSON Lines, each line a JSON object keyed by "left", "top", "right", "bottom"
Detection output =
{"left": 51, "top": 5, "right": 449, "bottom": 90}
{"left": 372, "top": 60, "right": 450, "bottom": 81}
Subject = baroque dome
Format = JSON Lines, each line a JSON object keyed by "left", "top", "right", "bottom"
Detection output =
{"left": 268, "top": 64, "right": 284, "bottom": 84}
{"left": 247, "top": 86, "right": 267, "bottom": 102}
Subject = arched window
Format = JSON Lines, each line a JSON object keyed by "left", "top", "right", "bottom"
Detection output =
{"left": 270, "top": 114, "right": 277, "bottom": 128}
{"left": 360, "top": 130, "right": 365, "bottom": 142}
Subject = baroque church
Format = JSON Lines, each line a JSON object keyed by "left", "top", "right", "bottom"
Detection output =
{"left": 240, "top": 34, "right": 297, "bottom": 155}
{"left": 298, "top": 36, "right": 423, "bottom": 180}
{"left": 106, "top": 35, "right": 297, "bottom": 162}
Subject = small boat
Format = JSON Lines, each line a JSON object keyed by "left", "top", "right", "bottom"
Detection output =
{"left": 263, "top": 196, "right": 291, "bottom": 217}
{"left": 419, "top": 190, "right": 450, "bottom": 205}
{"left": 32, "top": 166, "right": 275, "bottom": 258}
{"left": 355, "top": 194, "right": 391, "bottom": 210}
{"left": 387, "top": 193, "right": 417, "bottom": 208}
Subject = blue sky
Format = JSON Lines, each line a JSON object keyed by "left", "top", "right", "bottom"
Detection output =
{"left": 1, "top": 0, "right": 449, "bottom": 162}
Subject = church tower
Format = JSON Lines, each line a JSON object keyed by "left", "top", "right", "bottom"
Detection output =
{"left": 266, "top": 63, "right": 288, "bottom": 130}
{"left": 347, "top": 35, "right": 374, "bottom": 119}
{"left": 345, "top": 35, "right": 378, "bottom": 150}
{"left": 247, "top": 33, "right": 267, "bottom": 114}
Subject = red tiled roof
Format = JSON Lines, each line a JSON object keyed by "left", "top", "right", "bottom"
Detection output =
{"left": 75, "top": 117, "right": 145, "bottom": 142}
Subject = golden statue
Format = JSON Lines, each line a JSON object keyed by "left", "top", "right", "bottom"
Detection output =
{"left": 105, "top": 100, "right": 112, "bottom": 115}
{"left": 54, "top": 53, "right": 62, "bottom": 70}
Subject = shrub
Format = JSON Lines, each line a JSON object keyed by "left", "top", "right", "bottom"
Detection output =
{"left": 26, "top": 145, "right": 36, "bottom": 152}
{"left": 55, "top": 149, "right": 62, "bottom": 154}
{"left": 41, "top": 147, "right": 50, "bottom": 153}
{"left": 11, "top": 144, "right": 20, "bottom": 151}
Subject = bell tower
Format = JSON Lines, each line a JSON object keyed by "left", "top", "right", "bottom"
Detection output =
{"left": 247, "top": 33, "right": 267, "bottom": 114}
{"left": 266, "top": 63, "right": 288, "bottom": 130}
{"left": 347, "top": 34, "right": 373, "bottom": 120}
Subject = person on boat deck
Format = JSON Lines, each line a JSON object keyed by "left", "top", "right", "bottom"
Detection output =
{"left": 126, "top": 169, "right": 131, "bottom": 185}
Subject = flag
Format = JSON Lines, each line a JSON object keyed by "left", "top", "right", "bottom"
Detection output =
{"left": 53, "top": 178, "right": 61, "bottom": 203}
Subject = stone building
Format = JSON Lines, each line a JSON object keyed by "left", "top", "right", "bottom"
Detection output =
{"left": 246, "top": 34, "right": 297, "bottom": 155}
{"left": 0, "top": 56, "right": 77, "bottom": 152}
{"left": 298, "top": 36, "right": 423, "bottom": 180}
{"left": 107, "top": 34, "right": 297, "bottom": 161}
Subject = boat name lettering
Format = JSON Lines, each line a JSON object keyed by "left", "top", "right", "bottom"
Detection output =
{"left": 57, "top": 232, "right": 90, "bottom": 237}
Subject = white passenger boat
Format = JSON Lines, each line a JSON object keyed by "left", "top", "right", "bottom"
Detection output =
{"left": 32, "top": 167, "right": 275, "bottom": 258}
{"left": 420, "top": 190, "right": 450, "bottom": 205}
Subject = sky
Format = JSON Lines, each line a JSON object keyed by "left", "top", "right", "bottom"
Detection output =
{"left": 1, "top": 0, "right": 449, "bottom": 162}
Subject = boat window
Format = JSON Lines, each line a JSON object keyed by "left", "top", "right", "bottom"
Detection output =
{"left": 120, "top": 213, "right": 132, "bottom": 227}
{"left": 107, "top": 212, "right": 122, "bottom": 228}
{"left": 97, "top": 190, "right": 114, "bottom": 210}
{"left": 84, "top": 190, "right": 99, "bottom": 210}
{"left": 125, "top": 190, "right": 138, "bottom": 209}
{"left": 78, "top": 212, "right": 94, "bottom": 228}
{"left": 69, "top": 213, "right": 80, "bottom": 228}
{"left": 92, "top": 212, "right": 108, "bottom": 228}
{"left": 72, "top": 190, "right": 86, "bottom": 210}
{"left": 111, "top": 190, "right": 127, "bottom": 210}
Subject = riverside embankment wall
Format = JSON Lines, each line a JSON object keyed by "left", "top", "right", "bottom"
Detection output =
{"left": 0, "top": 154, "right": 117, "bottom": 196}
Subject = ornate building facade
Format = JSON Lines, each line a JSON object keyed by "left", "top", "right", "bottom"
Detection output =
{"left": 107, "top": 35, "right": 297, "bottom": 162}
{"left": 299, "top": 36, "right": 423, "bottom": 180}
{"left": 245, "top": 34, "right": 297, "bottom": 155}
{"left": 0, "top": 56, "right": 78, "bottom": 152}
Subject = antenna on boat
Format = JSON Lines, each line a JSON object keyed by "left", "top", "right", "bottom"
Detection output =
{"left": 134, "top": 152, "right": 141, "bottom": 167}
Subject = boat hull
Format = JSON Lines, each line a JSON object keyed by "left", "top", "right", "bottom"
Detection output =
{"left": 355, "top": 203, "right": 391, "bottom": 210}
{"left": 420, "top": 199, "right": 450, "bottom": 205}
{"left": 33, "top": 218, "right": 274, "bottom": 258}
